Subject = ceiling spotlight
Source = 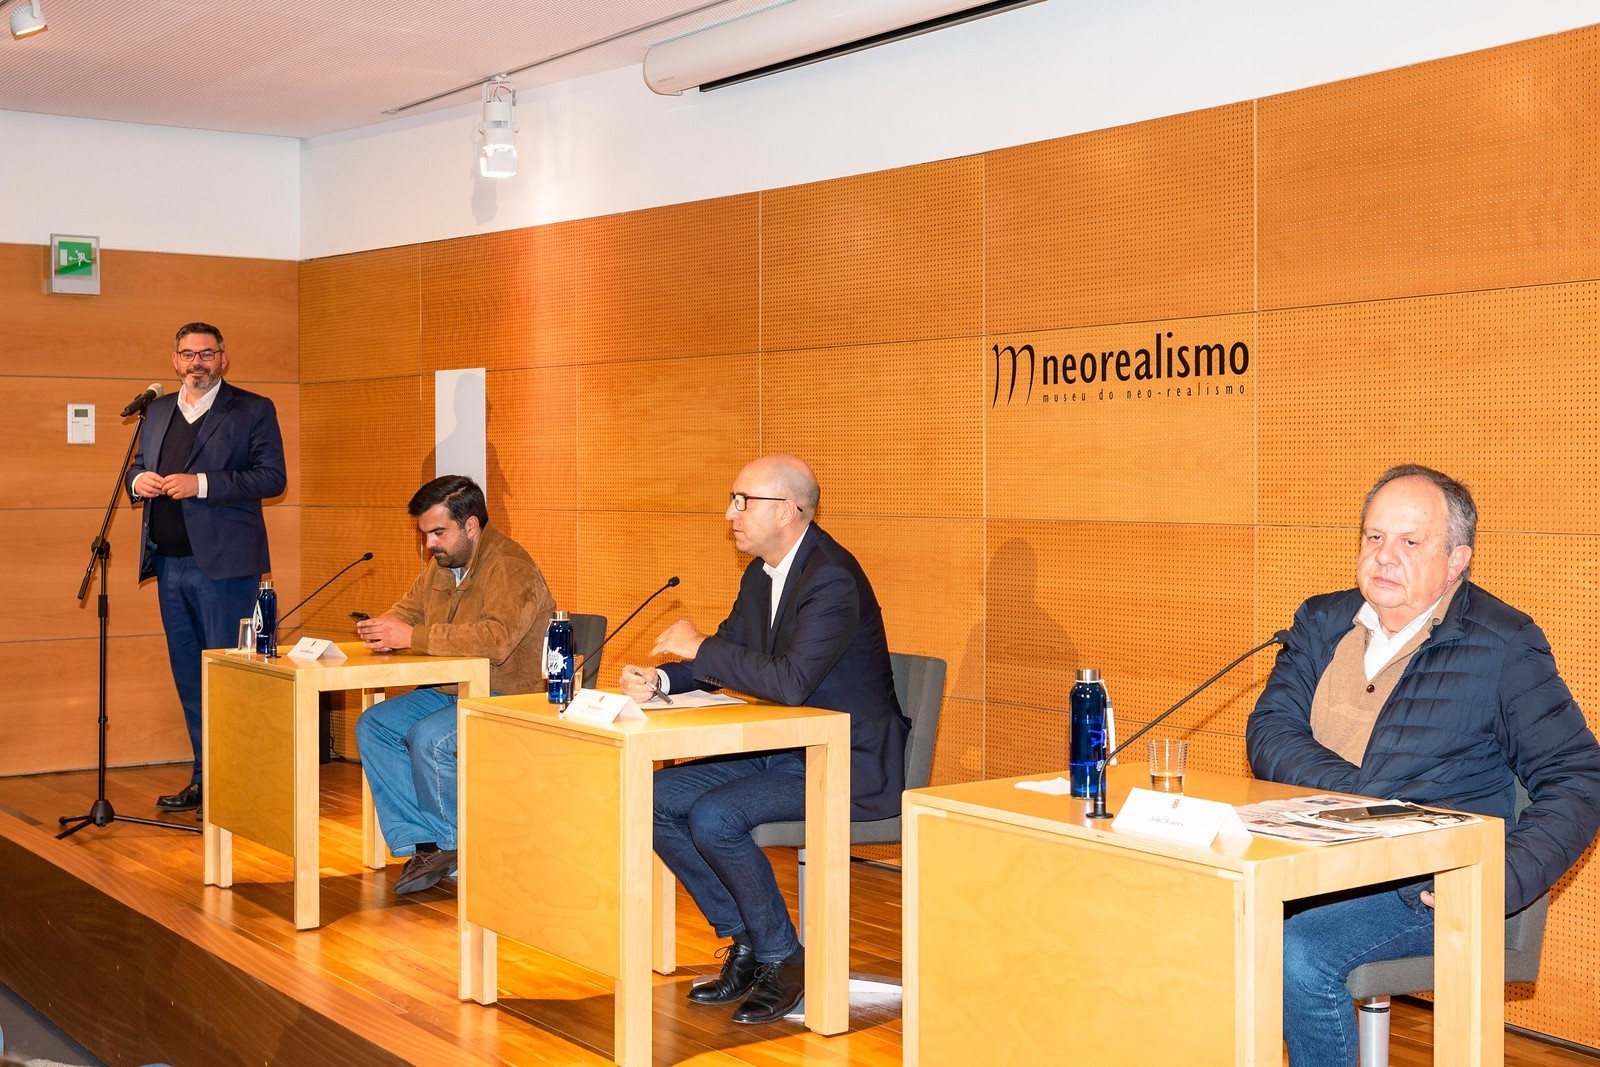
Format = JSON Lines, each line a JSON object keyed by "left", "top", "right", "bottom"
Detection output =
{"left": 8, "top": 0, "right": 46, "bottom": 39}
{"left": 477, "top": 77, "right": 517, "bottom": 179}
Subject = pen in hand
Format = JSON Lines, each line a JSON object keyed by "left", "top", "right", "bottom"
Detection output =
{"left": 648, "top": 671, "right": 674, "bottom": 705}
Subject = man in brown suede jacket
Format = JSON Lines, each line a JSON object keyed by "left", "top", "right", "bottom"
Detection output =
{"left": 355, "top": 475, "right": 554, "bottom": 895}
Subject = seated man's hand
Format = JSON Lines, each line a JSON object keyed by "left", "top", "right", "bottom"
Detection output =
{"left": 651, "top": 619, "right": 706, "bottom": 660}
{"left": 1421, "top": 890, "right": 1435, "bottom": 908}
{"left": 619, "top": 664, "right": 658, "bottom": 702}
{"left": 357, "top": 616, "right": 412, "bottom": 653}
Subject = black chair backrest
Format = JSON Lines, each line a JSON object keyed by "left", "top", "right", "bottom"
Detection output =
{"left": 890, "top": 652, "right": 947, "bottom": 791}
{"left": 569, "top": 613, "right": 608, "bottom": 689}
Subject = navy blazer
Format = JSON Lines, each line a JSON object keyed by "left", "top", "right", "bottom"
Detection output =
{"left": 127, "top": 381, "right": 287, "bottom": 582}
{"left": 662, "top": 523, "right": 909, "bottom": 820}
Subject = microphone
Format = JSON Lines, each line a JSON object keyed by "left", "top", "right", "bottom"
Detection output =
{"left": 278, "top": 552, "right": 375, "bottom": 625}
{"left": 574, "top": 576, "right": 681, "bottom": 675}
{"left": 120, "top": 383, "right": 164, "bottom": 417}
{"left": 1086, "top": 629, "right": 1291, "bottom": 820}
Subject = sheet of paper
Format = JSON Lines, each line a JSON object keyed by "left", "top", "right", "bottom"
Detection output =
{"left": 641, "top": 690, "right": 747, "bottom": 709}
{"left": 1015, "top": 776, "right": 1075, "bottom": 796}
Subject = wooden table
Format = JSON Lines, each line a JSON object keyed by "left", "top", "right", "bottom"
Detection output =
{"left": 903, "top": 766, "right": 1505, "bottom": 1066}
{"left": 455, "top": 694, "right": 852, "bottom": 1067}
{"left": 201, "top": 644, "right": 490, "bottom": 930}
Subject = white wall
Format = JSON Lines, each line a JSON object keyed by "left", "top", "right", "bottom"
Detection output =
{"left": 300, "top": 0, "right": 1600, "bottom": 259}
{"left": 0, "top": 110, "right": 299, "bottom": 260}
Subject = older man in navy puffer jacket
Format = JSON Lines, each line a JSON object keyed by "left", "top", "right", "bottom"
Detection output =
{"left": 1248, "top": 464, "right": 1600, "bottom": 1067}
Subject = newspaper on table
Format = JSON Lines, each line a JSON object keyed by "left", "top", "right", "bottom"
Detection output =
{"left": 1234, "top": 793, "right": 1478, "bottom": 846}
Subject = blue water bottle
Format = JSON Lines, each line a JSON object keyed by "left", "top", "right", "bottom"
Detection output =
{"left": 545, "top": 610, "right": 574, "bottom": 705}
{"left": 1069, "top": 668, "right": 1108, "bottom": 799}
{"left": 252, "top": 578, "right": 278, "bottom": 657}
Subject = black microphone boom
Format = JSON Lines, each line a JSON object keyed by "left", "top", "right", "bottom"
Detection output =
{"left": 575, "top": 576, "right": 681, "bottom": 671}
{"left": 120, "top": 383, "right": 163, "bottom": 417}
{"left": 279, "top": 552, "right": 375, "bottom": 624}
{"left": 1086, "top": 629, "right": 1290, "bottom": 820}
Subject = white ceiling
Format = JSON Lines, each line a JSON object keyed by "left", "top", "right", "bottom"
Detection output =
{"left": 0, "top": 0, "right": 782, "bottom": 138}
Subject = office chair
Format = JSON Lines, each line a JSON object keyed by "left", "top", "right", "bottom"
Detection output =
{"left": 1343, "top": 781, "right": 1548, "bottom": 1067}
{"left": 568, "top": 613, "right": 608, "bottom": 689}
{"left": 750, "top": 652, "right": 947, "bottom": 946}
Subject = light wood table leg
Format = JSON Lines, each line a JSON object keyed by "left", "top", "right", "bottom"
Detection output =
{"left": 460, "top": 922, "right": 498, "bottom": 1004}
{"left": 1240, "top": 874, "right": 1284, "bottom": 1067}
{"left": 615, "top": 744, "right": 655, "bottom": 1067}
{"left": 1432, "top": 824, "right": 1504, "bottom": 1067}
{"left": 803, "top": 722, "right": 851, "bottom": 1036}
{"left": 653, "top": 856, "right": 676, "bottom": 974}
{"left": 203, "top": 823, "right": 233, "bottom": 888}
{"left": 292, "top": 676, "right": 321, "bottom": 931}
{"left": 359, "top": 689, "right": 388, "bottom": 870}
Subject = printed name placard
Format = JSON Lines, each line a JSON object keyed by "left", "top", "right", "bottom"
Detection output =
{"left": 560, "top": 688, "right": 646, "bottom": 726}
{"left": 286, "top": 637, "right": 349, "bottom": 662}
{"left": 1112, "top": 788, "right": 1250, "bottom": 848}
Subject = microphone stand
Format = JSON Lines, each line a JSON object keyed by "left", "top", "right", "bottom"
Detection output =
{"left": 59, "top": 413, "right": 201, "bottom": 838}
{"left": 1085, "top": 631, "right": 1289, "bottom": 821}
{"left": 573, "top": 576, "right": 680, "bottom": 680}
{"left": 278, "top": 552, "right": 374, "bottom": 631}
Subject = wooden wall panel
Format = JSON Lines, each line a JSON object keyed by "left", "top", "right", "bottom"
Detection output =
{"left": 986, "top": 521, "right": 1259, "bottom": 742}
{"left": 573, "top": 512, "right": 747, "bottom": 678}
{"left": 297, "top": 506, "right": 430, "bottom": 640}
{"left": 1258, "top": 285, "right": 1600, "bottom": 534}
{"left": 1, "top": 509, "right": 161, "bottom": 642}
{"left": 420, "top": 232, "right": 539, "bottom": 375}
{"left": 761, "top": 158, "right": 983, "bottom": 352}
{"left": 576, "top": 354, "right": 759, "bottom": 513}
{"left": 1259, "top": 26, "right": 1600, "bottom": 310}
{"left": 299, "top": 246, "right": 420, "bottom": 384}
{"left": 986, "top": 102, "right": 1256, "bottom": 333}
{"left": 499, "top": 507, "right": 579, "bottom": 617}
{"left": 762, "top": 338, "right": 983, "bottom": 519}
{"left": 533, "top": 197, "right": 760, "bottom": 365}
{"left": 300, "top": 378, "right": 425, "bottom": 508}
{"left": 930, "top": 696, "right": 983, "bottom": 787}
{"left": 987, "top": 316, "right": 1256, "bottom": 523}
{"left": 0, "top": 246, "right": 298, "bottom": 382}
{"left": 484, "top": 365, "right": 578, "bottom": 515}
{"left": 0, "top": 636, "right": 187, "bottom": 775}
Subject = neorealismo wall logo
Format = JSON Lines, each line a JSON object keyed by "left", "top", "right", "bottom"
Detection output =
{"left": 992, "top": 332, "right": 1250, "bottom": 406}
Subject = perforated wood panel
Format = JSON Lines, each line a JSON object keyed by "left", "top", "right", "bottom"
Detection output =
{"left": 297, "top": 506, "right": 428, "bottom": 641}
{"left": 483, "top": 365, "right": 578, "bottom": 515}
{"left": 1259, "top": 285, "right": 1600, "bottom": 534}
{"left": 761, "top": 157, "right": 983, "bottom": 352}
{"left": 1259, "top": 25, "right": 1600, "bottom": 310}
{"left": 987, "top": 316, "right": 1256, "bottom": 523}
{"left": 299, "top": 377, "right": 425, "bottom": 508}
{"left": 531, "top": 197, "right": 759, "bottom": 365}
{"left": 761, "top": 338, "right": 983, "bottom": 519}
{"left": 986, "top": 102, "right": 1255, "bottom": 334}
{"left": 576, "top": 353, "right": 759, "bottom": 513}
{"left": 421, "top": 232, "right": 538, "bottom": 375}
{"left": 300, "top": 246, "right": 418, "bottom": 384}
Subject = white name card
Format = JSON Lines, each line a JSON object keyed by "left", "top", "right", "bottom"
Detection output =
{"left": 1112, "top": 788, "right": 1251, "bottom": 848}
{"left": 286, "top": 637, "right": 349, "bottom": 662}
{"left": 560, "top": 688, "right": 646, "bottom": 726}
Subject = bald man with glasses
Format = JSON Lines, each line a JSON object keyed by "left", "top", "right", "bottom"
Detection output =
{"left": 128, "top": 322, "right": 286, "bottom": 814}
{"left": 620, "top": 454, "right": 908, "bottom": 1026}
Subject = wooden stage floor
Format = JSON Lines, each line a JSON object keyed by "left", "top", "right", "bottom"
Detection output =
{"left": 0, "top": 763, "right": 1591, "bottom": 1067}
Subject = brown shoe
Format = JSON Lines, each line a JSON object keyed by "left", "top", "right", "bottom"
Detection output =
{"left": 394, "top": 848, "right": 457, "bottom": 894}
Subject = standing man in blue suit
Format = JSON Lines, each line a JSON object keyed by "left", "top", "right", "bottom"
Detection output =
{"left": 619, "top": 454, "right": 908, "bottom": 1026}
{"left": 128, "top": 323, "right": 286, "bottom": 813}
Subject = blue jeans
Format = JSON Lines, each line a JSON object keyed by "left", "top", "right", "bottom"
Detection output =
{"left": 654, "top": 751, "right": 807, "bottom": 963}
{"left": 354, "top": 687, "right": 460, "bottom": 855}
{"left": 153, "top": 555, "right": 259, "bottom": 779}
{"left": 1282, "top": 885, "right": 1435, "bottom": 1067}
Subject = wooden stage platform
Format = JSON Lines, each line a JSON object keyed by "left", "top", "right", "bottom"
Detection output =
{"left": 0, "top": 763, "right": 1591, "bottom": 1067}
{"left": 0, "top": 762, "right": 903, "bottom": 1067}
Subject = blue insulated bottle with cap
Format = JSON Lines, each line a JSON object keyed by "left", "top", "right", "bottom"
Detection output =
{"left": 252, "top": 579, "right": 277, "bottom": 657}
{"left": 1069, "top": 668, "right": 1108, "bottom": 799}
{"left": 545, "top": 610, "right": 574, "bottom": 705}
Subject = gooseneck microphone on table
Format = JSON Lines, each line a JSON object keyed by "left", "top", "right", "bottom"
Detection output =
{"left": 119, "top": 383, "right": 163, "bottom": 418}
{"left": 278, "top": 552, "right": 375, "bottom": 625}
{"left": 574, "top": 576, "right": 681, "bottom": 675}
{"left": 1086, "top": 629, "right": 1291, "bottom": 820}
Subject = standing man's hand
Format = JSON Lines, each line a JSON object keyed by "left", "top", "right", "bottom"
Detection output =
{"left": 651, "top": 619, "right": 707, "bottom": 660}
{"left": 132, "top": 472, "right": 164, "bottom": 498}
{"left": 159, "top": 473, "right": 201, "bottom": 499}
{"left": 358, "top": 616, "right": 413, "bottom": 652}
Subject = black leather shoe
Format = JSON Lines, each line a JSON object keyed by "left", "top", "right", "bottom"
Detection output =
{"left": 687, "top": 940, "right": 760, "bottom": 1004}
{"left": 731, "top": 945, "right": 804, "bottom": 1024}
{"left": 156, "top": 783, "right": 201, "bottom": 811}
